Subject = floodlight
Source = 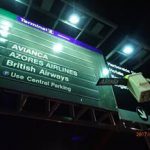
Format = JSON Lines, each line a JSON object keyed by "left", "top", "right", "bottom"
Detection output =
{"left": 68, "top": 14, "right": 80, "bottom": 24}
{"left": 52, "top": 43, "right": 63, "bottom": 53}
{"left": 122, "top": 44, "right": 134, "bottom": 54}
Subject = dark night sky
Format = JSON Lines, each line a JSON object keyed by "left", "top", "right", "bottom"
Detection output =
{"left": 0, "top": 0, "right": 150, "bottom": 150}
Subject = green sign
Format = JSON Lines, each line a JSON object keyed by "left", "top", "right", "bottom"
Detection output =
{"left": 107, "top": 62, "right": 150, "bottom": 124}
{"left": 118, "top": 108, "right": 150, "bottom": 125}
{"left": 0, "top": 9, "right": 117, "bottom": 111}
{"left": 136, "top": 107, "right": 148, "bottom": 121}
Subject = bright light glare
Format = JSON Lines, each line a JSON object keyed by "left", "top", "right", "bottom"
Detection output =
{"left": 1, "top": 20, "right": 12, "bottom": 28}
{"left": 122, "top": 45, "right": 134, "bottom": 54}
{"left": 0, "top": 21, "right": 11, "bottom": 36}
{"left": 52, "top": 43, "right": 63, "bottom": 53}
{"left": 15, "top": 0, "right": 23, "bottom": 3}
{"left": 0, "top": 25, "right": 10, "bottom": 31}
{"left": 0, "top": 30, "right": 9, "bottom": 37}
{"left": 102, "top": 68, "right": 109, "bottom": 76}
{"left": 0, "top": 37, "right": 7, "bottom": 43}
{"left": 130, "top": 127, "right": 139, "bottom": 131}
{"left": 68, "top": 14, "right": 80, "bottom": 24}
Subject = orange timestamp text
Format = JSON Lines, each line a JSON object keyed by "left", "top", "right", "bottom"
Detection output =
{"left": 136, "top": 131, "right": 150, "bottom": 137}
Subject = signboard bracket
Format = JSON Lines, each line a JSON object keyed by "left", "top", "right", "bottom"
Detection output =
{"left": 69, "top": 105, "right": 75, "bottom": 119}
{"left": 90, "top": 109, "right": 97, "bottom": 122}
{"left": 1, "top": 88, "right": 150, "bottom": 132}
{"left": 109, "top": 112, "right": 116, "bottom": 126}
{"left": 18, "top": 94, "right": 28, "bottom": 112}
{"left": 48, "top": 102, "right": 60, "bottom": 118}
{"left": 75, "top": 107, "right": 89, "bottom": 121}
{"left": 97, "top": 113, "right": 110, "bottom": 123}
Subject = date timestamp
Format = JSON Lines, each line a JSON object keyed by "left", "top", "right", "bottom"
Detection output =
{"left": 136, "top": 131, "right": 150, "bottom": 137}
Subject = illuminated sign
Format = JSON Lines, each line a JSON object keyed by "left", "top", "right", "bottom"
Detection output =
{"left": 0, "top": 9, "right": 117, "bottom": 111}
{"left": 107, "top": 62, "right": 136, "bottom": 90}
{"left": 17, "top": 17, "right": 100, "bottom": 53}
{"left": 107, "top": 62, "right": 150, "bottom": 124}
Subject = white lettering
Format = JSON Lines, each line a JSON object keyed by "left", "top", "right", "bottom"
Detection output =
{"left": 6, "top": 59, "right": 36, "bottom": 73}
{"left": 20, "top": 17, "right": 48, "bottom": 32}
{"left": 11, "top": 44, "right": 48, "bottom": 60}
{"left": 108, "top": 62, "right": 130, "bottom": 73}
{"left": 9, "top": 51, "right": 44, "bottom": 66}
{"left": 39, "top": 69, "right": 69, "bottom": 82}
{"left": 109, "top": 68, "right": 124, "bottom": 76}
{"left": 51, "top": 82, "right": 71, "bottom": 92}
{"left": 10, "top": 72, "right": 24, "bottom": 80}
{"left": 27, "top": 76, "right": 50, "bottom": 86}
{"left": 45, "top": 62, "right": 78, "bottom": 77}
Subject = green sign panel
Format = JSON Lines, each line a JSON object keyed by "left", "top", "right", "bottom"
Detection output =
{"left": 107, "top": 62, "right": 150, "bottom": 124}
{"left": 0, "top": 9, "right": 116, "bottom": 111}
{"left": 118, "top": 108, "right": 150, "bottom": 125}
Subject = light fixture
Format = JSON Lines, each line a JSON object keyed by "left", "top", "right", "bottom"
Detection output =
{"left": 68, "top": 14, "right": 80, "bottom": 25}
{"left": 102, "top": 68, "right": 109, "bottom": 76}
{"left": 52, "top": 43, "right": 63, "bottom": 53}
{"left": 122, "top": 44, "right": 134, "bottom": 55}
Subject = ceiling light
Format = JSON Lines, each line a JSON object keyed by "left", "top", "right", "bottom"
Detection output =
{"left": 122, "top": 44, "right": 134, "bottom": 55}
{"left": 68, "top": 14, "right": 80, "bottom": 24}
